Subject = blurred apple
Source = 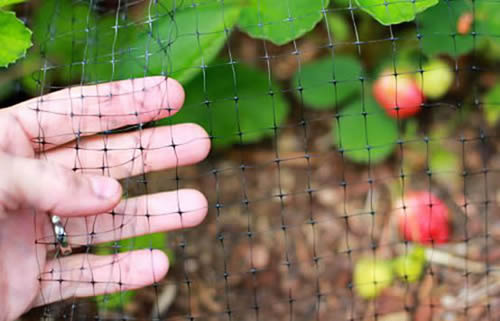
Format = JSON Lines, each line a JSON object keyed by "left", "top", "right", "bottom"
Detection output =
{"left": 373, "top": 70, "right": 424, "bottom": 118}
{"left": 416, "top": 59, "right": 454, "bottom": 99}
{"left": 354, "top": 257, "right": 394, "bottom": 299}
{"left": 397, "top": 191, "right": 451, "bottom": 245}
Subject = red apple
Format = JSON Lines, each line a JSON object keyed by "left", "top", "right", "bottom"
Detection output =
{"left": 373, "top": 71, "right": 424, "bottom": 119}
{"left": 397, "top": 191, "right": 450, "bottom": 245}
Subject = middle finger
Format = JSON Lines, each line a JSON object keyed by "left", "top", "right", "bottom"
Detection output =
{"left": 44, "top": 123, "right": 210, "bottom": 179}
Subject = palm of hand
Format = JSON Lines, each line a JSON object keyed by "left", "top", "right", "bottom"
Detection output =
{"left": 0, "top": 78, "right": 210, "bottom": 321}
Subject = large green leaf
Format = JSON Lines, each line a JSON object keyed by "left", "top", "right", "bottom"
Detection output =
{"left": 332, "top": 95, "right": 398, "bottom": 163}
{"left": 0, "top": 0, "right": 25, "bottom": 8}
{"left": 31, "top": 0, "right": 94, "bottom": 81}
{"left": 109, "top": 0, "right": 241, "bottom": 84}
{"left": 417, "top": 0, "right": 474, "bottom": 56}
{"left": 0, "top": 11, "right": 32, "bottom": 67}
{"left": 159, "top": 62, "right": 290, "bottom": 148}
{"left": 84, "top": 15, "right": 138, "bottom": 82}
{"left": 292, "top": 55, "right": 362, "bottom": 109}
{"left": 32, "top": 0, "right": 91, "bottom": 63}
{"left": 326, "top": 12, "right": 351, "bottom": 43}
{"left": 356, "top": 0, "right": 438, "bottom": 25}
{"left": 475, "top": 0, "right": 500, "bottom": 46}
{"left": 238, "top": 0, "right": 330, "bottom": 45}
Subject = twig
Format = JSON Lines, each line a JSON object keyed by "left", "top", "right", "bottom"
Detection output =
{"left": 150, "top": 284, "right": 177, "bottom": 318}
{"left": 424, "top": 248, "right": 500, "bottom": 312}
{"left": 424, "top": 248, "right": 497, "bottom": 274}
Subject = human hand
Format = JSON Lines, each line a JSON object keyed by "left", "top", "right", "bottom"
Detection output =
{"left": 0, "top": 77, "right": 210, "bottom": 321}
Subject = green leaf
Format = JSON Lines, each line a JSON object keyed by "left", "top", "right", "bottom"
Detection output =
{"left": 417, "top": 0, "right": 474, "bottom": 56}
{"left": 84, "top": 15, "right": 138, "bottom": 82}
{"left": 20, "top": 55, "right": 49, "bottom": 96}
{"left": 31, "top": 0, "right": 94, "bottom": 80}
{"left": 0, "top": 80, "right": 14, "bottom": 101}
{"left": 0, "top": 0, "right": 25, "bottom": 8}
{"left": 96, "top": 233, "right": 169, "bottom": 255}
{"left": 238, "top": 0, "right": 330, "bottom": 45}
{"left": 356, "top": 0, "right": 438, "bottom": 25}
{"left": 159, "top": 62, "right": 290, "bottom": 148}
{"left": 326, "top": 12, "right": 351, "bottom": 42}
{"left": 108, "top": 0, "right": 241, "bottom": 84}
{"left": 31, "top": 0, "right": 91, "bottom": 62}
{"left": 0, "top": 11, "right": 32, "bottom": 68}
{"left": 332, "top": 94, "right": 398, "bottom": 163}
{"left": 483, "top": 84, "right": 500, "bottom": 126}
{"left": 292, "top": 55, "right": 362, "bottom": 109}
{"left": 475, "top": 0, "right": 500, "bottom": 46}
{"left": 97, "top": 290, "right": 136, "bottom": 311}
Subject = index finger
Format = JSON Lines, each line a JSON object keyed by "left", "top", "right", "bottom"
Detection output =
{"left": 6, "top": 77, "right": 184, "bottom": 151}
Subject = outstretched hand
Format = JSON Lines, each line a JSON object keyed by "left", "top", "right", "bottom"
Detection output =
{"left": 0, "top": 77, "right": 210, "bottom": 321}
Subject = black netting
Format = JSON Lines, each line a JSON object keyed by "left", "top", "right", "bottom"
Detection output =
{"left": 0, "top": 0, "right": 499, "bottom": 321}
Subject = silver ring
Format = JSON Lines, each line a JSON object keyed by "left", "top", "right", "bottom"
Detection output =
{"left": 51, "top": 215, "right": 72, "bottom": 256}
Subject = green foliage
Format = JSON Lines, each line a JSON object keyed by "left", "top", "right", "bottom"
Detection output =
{"left": 475, "top": 0, "right": 500, "bottom": 46}
{"left": 417, "top": 0, "right": 474, "bottom": 57}
{"left": 483, "top": 84, "right": 500, "bottom": 126}
{"left": 332, "top": 95, "right": 399, "bottom": 164}
{"left": 159, "top": 62, "right": 290, "bottom": 148}
{"left": 0, "top": 79, "right": 14, "bottom": 100}
{"left": 31, "top": 0, "right": 93, "bottom": 81}
{"left": 292, "top": 55, "right": 362, "bottom": 109}
{"left": 30, "top": 0, "right": 241, "bottom": 85}
{"left": 0, "top": 0, "right": 24, "bottom": 7}
{"left": 105, "top": 0, "right": 242, "bottom": 84}
{"left": 326, "top": 12, "right": 351, "bottom": 42}
{"left": 98, "top": 290, "right": 136, "bottom": 311}
{"left": 0, "top": 10, "right": 31, "bottom": 67}
{"left": 356, "top": 0, "right": 438, "bottom": 25}
{"left": 238, "top": 0, "right": 330, "bottom": 45}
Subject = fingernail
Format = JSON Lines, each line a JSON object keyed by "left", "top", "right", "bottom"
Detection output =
{"left": 90, "top": 176, "right": 121, "bottom": 200}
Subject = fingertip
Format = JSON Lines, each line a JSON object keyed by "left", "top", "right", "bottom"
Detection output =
{"left": 189, "top": 123, "right": 211, "bottom": 159}
{"left": 165, "top": 77, "right": 185, "bottom": 114}
{"left": 173, "top": 123, "right": 211, "bottom": 163}
{"left": 178, "top": 188, "right": 208, "bottom": 227}
{"left": 134, "top": 76, "right": 185, "bottom": 121}
{"left": 148, "top": 249, "right": 170, "bottom": 282}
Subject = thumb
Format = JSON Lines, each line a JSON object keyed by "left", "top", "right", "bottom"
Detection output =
{"left": 0, "top": 152, "right": 122, "bottom": 217}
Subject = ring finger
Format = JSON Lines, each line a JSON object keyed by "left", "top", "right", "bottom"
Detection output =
{"left": 39, "top": 189, "right": 208, "bottom": 247}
